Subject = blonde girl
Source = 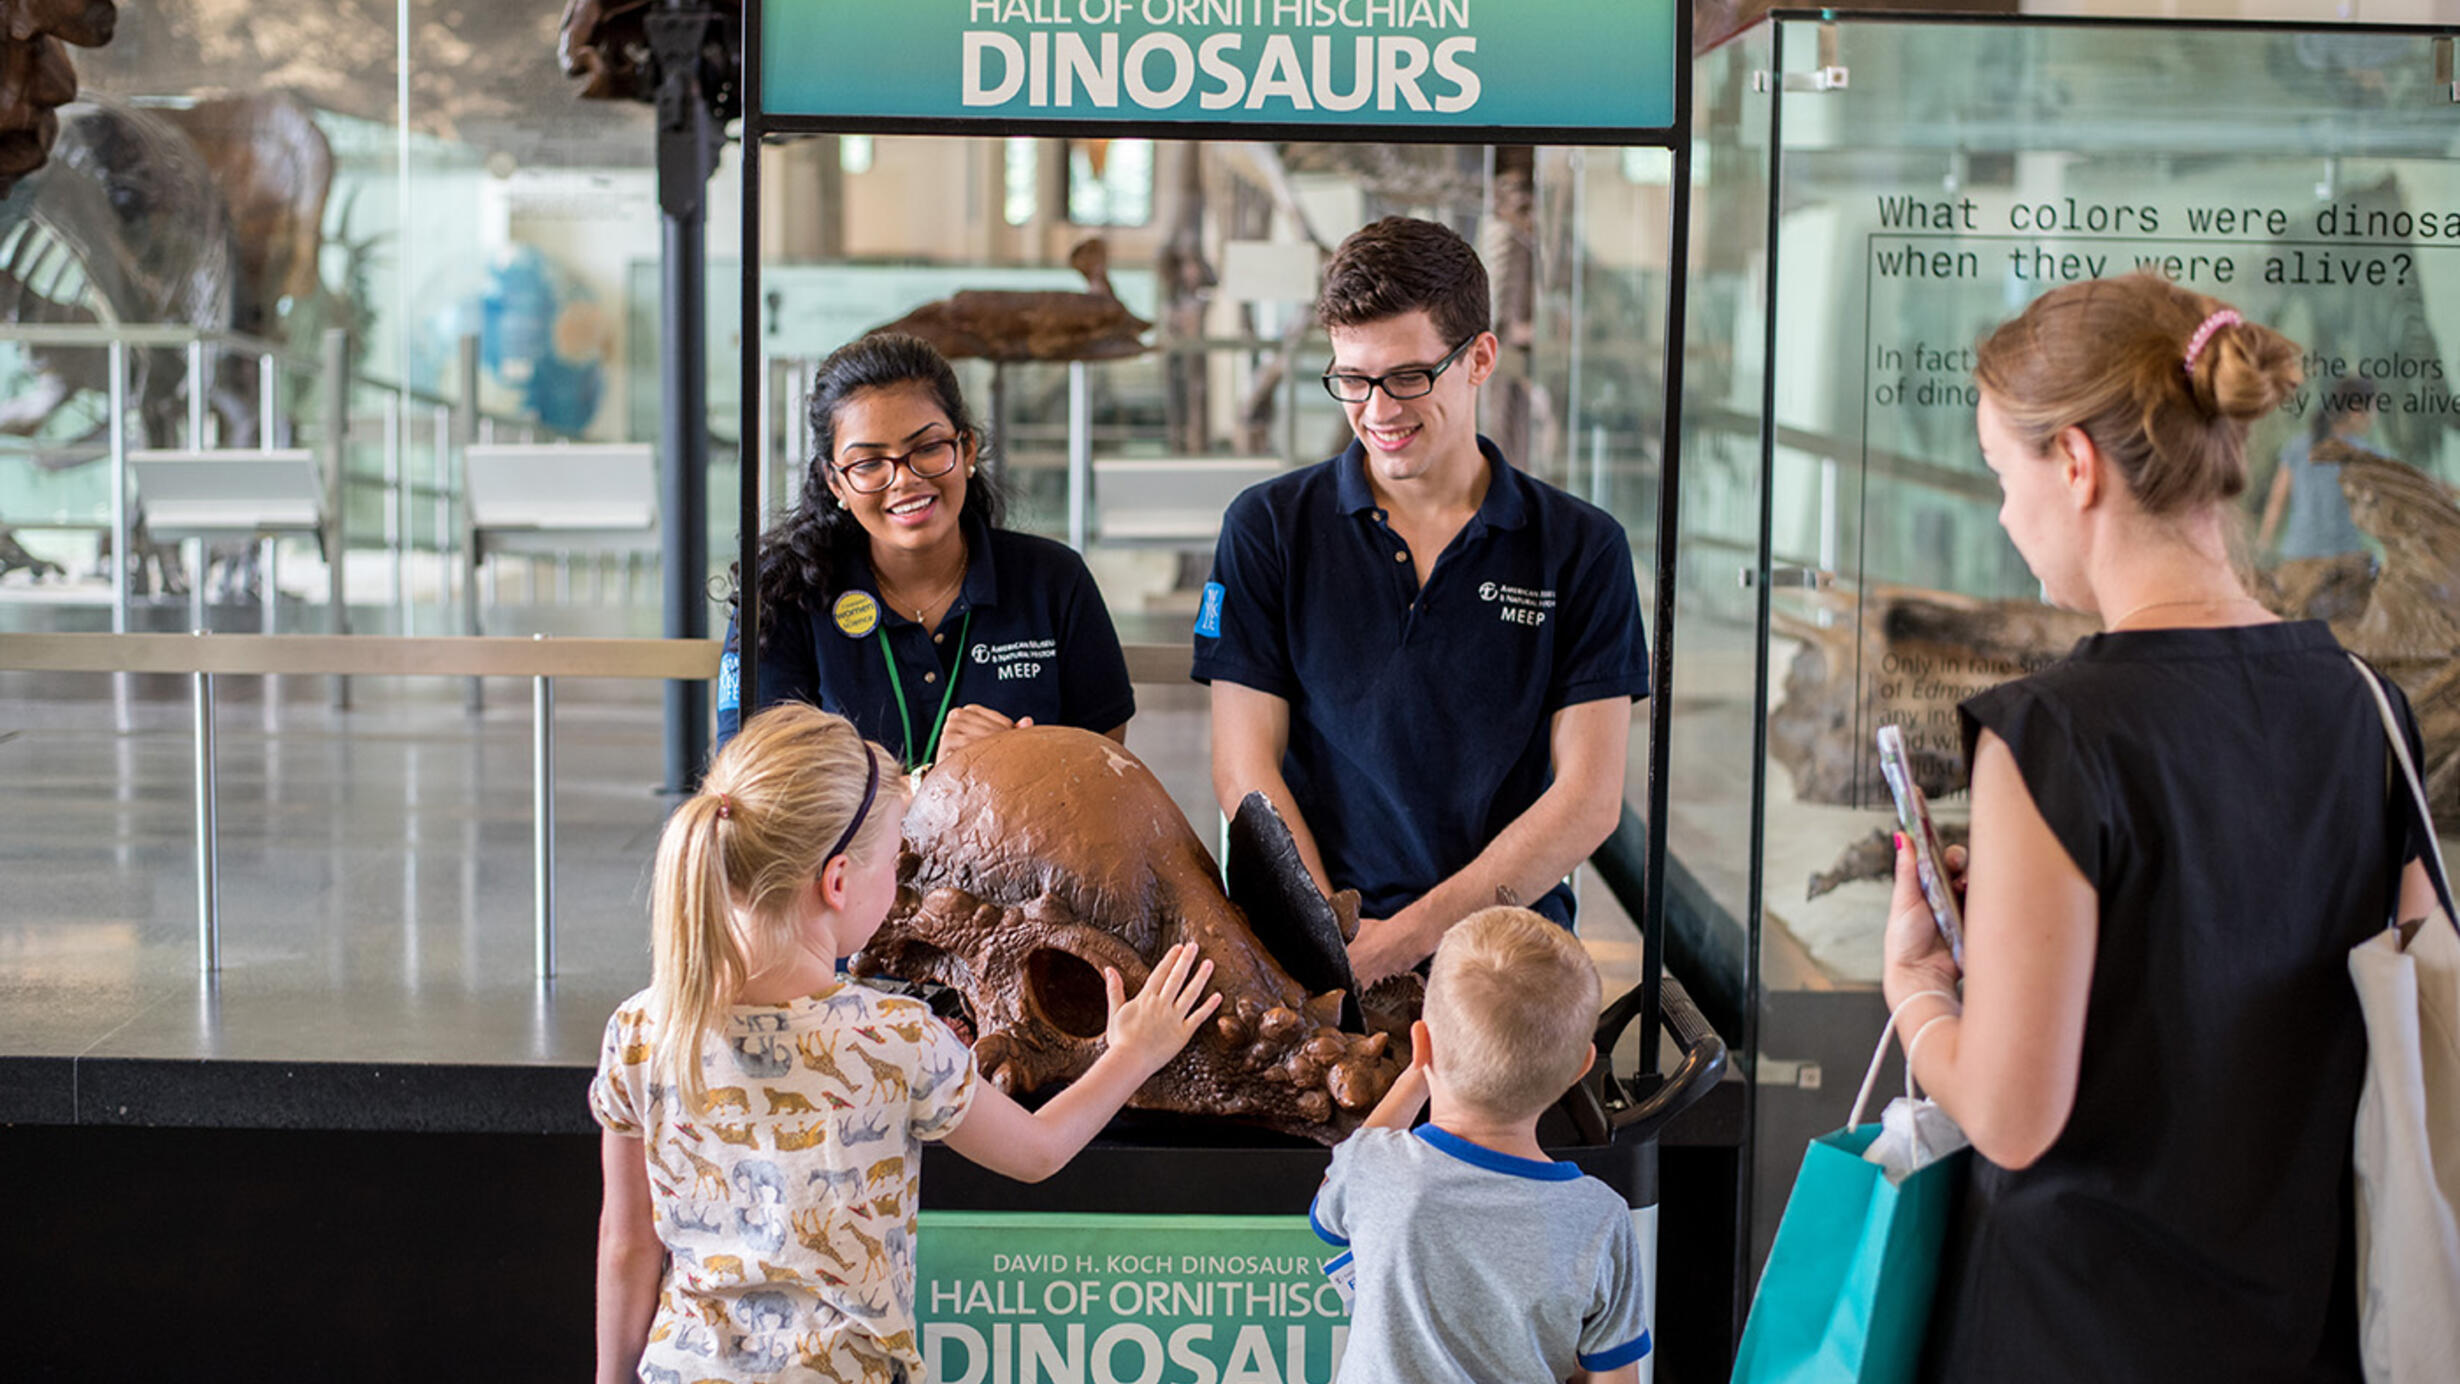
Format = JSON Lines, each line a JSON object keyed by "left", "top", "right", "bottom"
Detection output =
{"left": 592, "top": 703, "right": 1217, "bottom": 1383}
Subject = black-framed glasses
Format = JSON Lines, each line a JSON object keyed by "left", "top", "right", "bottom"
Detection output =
{"left": 1320, "top": 335, "right": 1478, "bottom": 404}
{"left": 833, "top": 436, "right": 963, "bottom": 494}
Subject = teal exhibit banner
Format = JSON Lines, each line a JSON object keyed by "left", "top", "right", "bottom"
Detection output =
{"left": 761, "top": 0, "right": 1678, "bottom": 131}
{"left": 915, "top": 1211, "right": 1349, "bottom": 1382}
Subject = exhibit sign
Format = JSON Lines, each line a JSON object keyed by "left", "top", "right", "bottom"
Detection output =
{"left": 760, "top": 0, "right": 1678, "bottom": 132}
{"left": 915, "top": 1211, "right": 1348, "bottom": 1382}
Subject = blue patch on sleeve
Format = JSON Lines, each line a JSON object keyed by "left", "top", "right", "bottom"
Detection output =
{"left": 717, "top": 649, "right": 740, "bottom": 711}
{"left": 1579, "top": 1331, "right": 1652, "bottom": 1370}
{"left": 1308, "top": 1202, "right": 1349, "bottom": 1248}
{"left": 1195, "top": 581, "right": 1225, "bottom": 638}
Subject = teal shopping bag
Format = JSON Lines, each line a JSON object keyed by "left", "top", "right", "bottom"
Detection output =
{"left": 1731, "top": 1007, "right": 1968, "bottom": 1384}
{"left": 1728, "top": 1125, "right": 1964, "bottom": 1384}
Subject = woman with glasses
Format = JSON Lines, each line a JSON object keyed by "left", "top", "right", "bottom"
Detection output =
{"left": 718, "top": 332, "right": 1134, "bottom": 767}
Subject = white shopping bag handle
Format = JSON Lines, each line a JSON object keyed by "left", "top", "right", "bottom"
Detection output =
{"left": 1850, "top": 989, "right": 1959, "bottom": 1130}
{"left": 2348, "top": 655, "right": 2457, "bottom": 924}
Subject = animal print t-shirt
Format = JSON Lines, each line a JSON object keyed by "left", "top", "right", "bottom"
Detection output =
{"left": 591, "top": 981, "right": 980, "bottom": 1383}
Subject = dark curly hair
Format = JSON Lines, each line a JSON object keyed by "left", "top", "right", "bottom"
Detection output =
{"left": 737, "top": 333, "right": 1006, "bottom": 644}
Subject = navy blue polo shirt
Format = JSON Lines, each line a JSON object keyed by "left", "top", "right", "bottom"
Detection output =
{"left": 717, "top": 513, "right": 1135, "bottom": 764}
{"left": 1191, "top": 437, "right": 1649, "bottom": 925}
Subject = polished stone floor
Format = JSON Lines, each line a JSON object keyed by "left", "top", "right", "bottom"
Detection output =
{"left": 0, "top": 654, "right": 1645, "bottom": 1128}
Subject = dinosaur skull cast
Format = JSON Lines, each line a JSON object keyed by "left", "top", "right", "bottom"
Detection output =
{"left": 848, "top": 727, "right": 1402, "bottom": 1144}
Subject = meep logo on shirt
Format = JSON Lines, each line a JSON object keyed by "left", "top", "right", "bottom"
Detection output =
{"left": 974, "top": 638, "right": 1055, "bottom": 683}
{"left": 1477, "top": 579, "right": 1555, "bottom": 628}
{"left": 1195, "top": 581, "right": 1226, "bottom": 638}
{"left": 717, "top": 650, "right": 740, "bottom": 711}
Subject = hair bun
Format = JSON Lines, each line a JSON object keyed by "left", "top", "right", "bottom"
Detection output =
{"left": 2193, "top": 321, "right": 2301, "bottom": 422}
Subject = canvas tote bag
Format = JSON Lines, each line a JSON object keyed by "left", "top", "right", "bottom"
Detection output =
{"left": 2347, "top": 655, "right": 2460, "bottom": 1383}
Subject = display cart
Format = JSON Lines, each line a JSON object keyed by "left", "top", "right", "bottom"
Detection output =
{"left": 734, "top": 3, "right": 1725, "bottom": 1376}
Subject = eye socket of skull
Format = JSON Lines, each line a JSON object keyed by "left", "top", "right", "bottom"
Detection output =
{"left": 1023, "top": 947, "right": 1110, "bottom": 1040}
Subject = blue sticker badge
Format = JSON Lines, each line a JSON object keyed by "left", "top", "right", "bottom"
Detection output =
{"left": 717, "top": 649, "right": 739, "bottom": 712}
{"left": 1195, "top": 581, "right": 1225, "bottom": 638}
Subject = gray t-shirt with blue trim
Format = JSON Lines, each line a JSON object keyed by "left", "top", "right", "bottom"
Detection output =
{"left": 1311, "top": 1125, "right": 1651, "bottom": 1382}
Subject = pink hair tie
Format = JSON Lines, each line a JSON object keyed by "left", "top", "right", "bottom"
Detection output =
{"left": 714, "top": 792, "right": 732, "bottom": 820}
{"left": 2183, "top": 309, "right": 2242, "bottom": 375}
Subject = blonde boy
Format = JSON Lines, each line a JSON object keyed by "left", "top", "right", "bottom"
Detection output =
{"left": 1310, "top": 907, "right": 1651, "bottom": 1383}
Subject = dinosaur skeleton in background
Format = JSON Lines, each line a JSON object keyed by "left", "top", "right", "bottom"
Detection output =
{"left": 0, "top": 90, "right": 360, "bottom": 592}
{"left": 1787, "top": 443, "right": 2460, "bottom": 902}
{"left": 0, "top": 0, "right": 119, "bottom": 575}
{"left": 0, "top": 1, "right": 116, "bottom": 199}
{"left": 556, "top": 0, "right": 742, "bottom": 114}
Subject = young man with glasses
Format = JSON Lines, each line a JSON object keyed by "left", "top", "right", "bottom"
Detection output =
{"left": 1194, "top": 217, "right": 1649, "bottom": 985}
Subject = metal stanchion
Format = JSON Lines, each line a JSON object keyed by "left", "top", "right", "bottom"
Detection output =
{"left": 323, "top": 329, "right": 351, "bottom": 710}
{"left": 457, "top": 336, "right": 483, "bottom": 713}
{"left": 192, "top": 633, "right": 221, "bottom": 973}
{"left": 433, "top": 403, "right": 453, "bottom": 620}
{"left": 186, "top": 338, "right": 208, "bottom": 448}
{"left": 261, "top": 537, "right": 279, "bottom": 634}
{"left": 108, "top": 339, "right": 128, "bottom": 633}
{"left": 258, "top": 353, "right": 280, "bottom": 447}
{"left": 384, "top": 391, "right": 406, "bottom": 633}
{"left": 1068, "top": 359, "right": 1091, "bottom": 551}
{"left": 185, "top": 537, "right": 206, "bottom": 632}
{"left": 186, "top": 339, "right": 211, "bottom": 631}
{"left": 532, "top": 634, "right": 556, "bottom": 980}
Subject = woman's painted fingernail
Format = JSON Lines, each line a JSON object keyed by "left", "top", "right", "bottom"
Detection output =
{"left": 1893, "top": 831, "right": 1906, "bottom": 852}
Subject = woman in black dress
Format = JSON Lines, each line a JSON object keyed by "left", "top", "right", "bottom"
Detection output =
{"left": 1881, "top": 274, "right": 2438, "bottom": 1382}
{"left": 718, "top": 333, "right": 1134, "bottom": 768}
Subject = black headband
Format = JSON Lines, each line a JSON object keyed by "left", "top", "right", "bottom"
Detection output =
{"left": 824, "top": 744, "right": 882, "bottom": 866}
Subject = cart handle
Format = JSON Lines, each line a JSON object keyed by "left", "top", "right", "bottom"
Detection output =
{"left": 1607, "top": 975, "right": 1728, "bottom": 1138}
{"left": 1555, "top": 973, "right": 1727, "bottom": 1146}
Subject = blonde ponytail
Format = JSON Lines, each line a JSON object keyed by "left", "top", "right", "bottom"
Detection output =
{"left": 646, "top": 704, "right": 906, "bottom": 1115}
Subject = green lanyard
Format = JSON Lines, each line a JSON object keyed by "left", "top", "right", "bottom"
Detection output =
{"left": 878, "top": 608, "right": 972, "bottom": 771}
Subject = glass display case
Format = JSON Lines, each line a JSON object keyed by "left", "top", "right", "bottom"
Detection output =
{"left": 0, "top": 3, "right": 692, "bottom": 630}
{"left": 1677, "top": 10, "right": 2460, "bottom": 1290}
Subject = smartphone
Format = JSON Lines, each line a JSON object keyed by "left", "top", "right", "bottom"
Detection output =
{"left": 1875, "top": 724, "right": 1966, "bottom": 967}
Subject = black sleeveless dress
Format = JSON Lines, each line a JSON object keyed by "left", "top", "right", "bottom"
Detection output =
{"left": 1920, "top": 621, "right": 2422, "bottom": 1384}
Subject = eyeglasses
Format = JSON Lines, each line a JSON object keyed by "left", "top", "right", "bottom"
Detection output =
{"left": 834, "top": 436, "right": 962, "bottom": 494}
{"left": 1321, "top": 335, "right": 1478, "bottom": 404}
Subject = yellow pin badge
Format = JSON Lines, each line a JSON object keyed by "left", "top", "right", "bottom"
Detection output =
{"left": 832, "top": 590, "right": 881, "bottom": 638}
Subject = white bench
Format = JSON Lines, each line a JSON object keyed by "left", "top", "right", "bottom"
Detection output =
{"left": 465, "top": 443, "right": 658, "bottom": 556}
{"left": 128, "top": 448, "right": 327, "bottom": 632}
{"left": 129, "top": 448, "right": 324, "bottom": 540}
{"left": 1093, "top": 456, "right": 1280, "bottom": 544}
{"left": 462, "top": 443, "right": 659, "bottom": 634}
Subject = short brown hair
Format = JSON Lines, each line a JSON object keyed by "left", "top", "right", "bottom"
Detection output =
{"left": 1424, "top": 907, "right": 1600, "bottom": 1122}
{"left": 1316, "top": 216, "right": 1490, "bottom": 346}
{"left": 1974, "top": 273, "right": 2302, "bottom": 515}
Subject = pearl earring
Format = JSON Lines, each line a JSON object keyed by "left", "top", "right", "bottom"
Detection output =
{"left": 835, "top": 496, "right": 849, "bottom": 509}
{"left": 967, "top": 465, "right": 976, "bottom": 477}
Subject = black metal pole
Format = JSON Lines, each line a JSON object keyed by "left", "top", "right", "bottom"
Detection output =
{"left": 1734, "top": 13, "right": 1789, "bottom": 1331}
{"left": 1642, "top": 0, "right": 1700, "bottom": 1084}
{"left": 661, "top": 201, "right": 709, "bottom": 792}
{"left": 737, "top": 1, "right": 765, "bottom": 729}
{"left": 652, "top": 1, "right": 723, "bottom": 794}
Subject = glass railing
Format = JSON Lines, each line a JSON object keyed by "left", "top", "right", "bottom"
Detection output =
{"left": 1683, "top": 9, "right": 2460, "bottom": 1292}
